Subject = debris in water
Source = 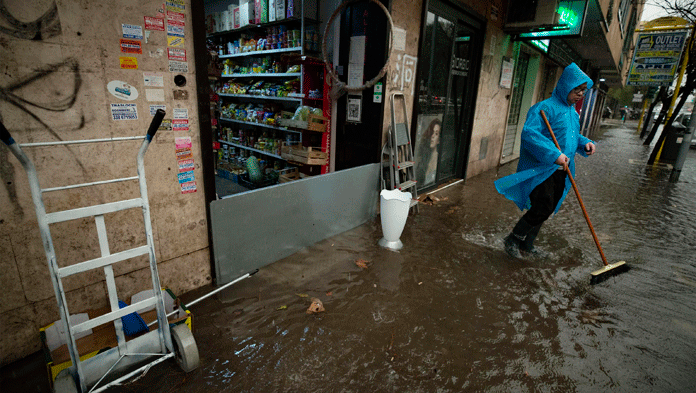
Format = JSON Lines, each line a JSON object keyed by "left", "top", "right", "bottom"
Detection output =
{"left": 326, "top": 291, "right": 333, "bottom": 296}
{"left": 418, "top": 282, "right": 423, "bottom": 285}
{"left": 296, "top": 293, "right": 309, "bottom": 298}
{"left": 421, "top": 195, "right": 449, "bottom": 205}
{"left": 355, "top": 259, "right": 370, "bottom": 269}
{"left": 306, "top": 298, "right": 325, "bottom": 314}
{"left": 276, "top": 305, "right": 287, "bottom": 311}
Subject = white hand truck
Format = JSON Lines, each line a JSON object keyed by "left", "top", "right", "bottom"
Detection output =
{"left": 0, "top": 110, "right": 200, "bottom": 393}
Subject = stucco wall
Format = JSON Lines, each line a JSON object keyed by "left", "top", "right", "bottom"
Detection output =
{"left": 466, "top": 23, "right": 514, "bottom": 178}
{"left": 0, "top": 0, "right": 211, "bottom": 365}
{"left": 381, "top": 0, "right": 423, "bottom": 148}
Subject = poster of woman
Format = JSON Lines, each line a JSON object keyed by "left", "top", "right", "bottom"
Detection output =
{"left": 414, "top": 116, "right": 442, "bottom": 188}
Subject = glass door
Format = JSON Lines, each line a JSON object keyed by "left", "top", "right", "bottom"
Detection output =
{"left": 413, "top": 3, "right": 481, "bottom": 190}
{"left": 502, "top": 51, "right": 530, "bottom": 158}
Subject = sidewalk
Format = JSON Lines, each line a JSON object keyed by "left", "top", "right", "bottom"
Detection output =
{"left": 4, "top": 119, "right": 695, "bottom": 392}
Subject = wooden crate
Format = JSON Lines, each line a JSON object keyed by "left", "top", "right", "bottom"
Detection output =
{"left": 278, "top": 112, "right": 328, "bottom": 132}
{"left": 279, "top": 167, "right": 300, "bottom": 183}
{"left": 281, "top": 145, "right": 327, "bottom": 166}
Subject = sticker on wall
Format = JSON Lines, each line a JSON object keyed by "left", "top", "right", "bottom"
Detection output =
{"left": 149, "top": 49, "right": 165, "bottom": 58}
{"left": 175, "top": 136, "right": 197, "bottom": 194}
{"left": 167, "top": 36, "right": 184, "bottom": 47}
{"left": 107, "top": 81, "right": 139, "bottom": 101}
{"left": 180, "top": 181, "right": 197, "bottom": 194}
{"left": 173, "top": 107, "right": 188, "bottom": 129}
{"left": 173, "top": 119, "right": 189, "bottom": 131}
{"left": 144, "top": 16, "right": 165, "bottom": 31}
{"left": 149, "top": 105, "right": 166, "bottom": 116}
{"left": 167, "top": 48, "right": 186, "bottom": 62}
{"left": 119, "top": 57, "right": 138, "bottom": 70}
{"left": 167, "top": 11, "right": 186, "bottom": 24}
{"left": 173, "top": 90, "right": 188, "bottom": 100}
{"left": 173, "top": 108, "right": 188, "bottom": 119}
{"left": 346, "top": 96, "right": 362, "bottom": 123}
{"left": 159, "top": 119, "right": 172, "bottom": 131}
{"left": 166, "top": 1, "right": 185, "bottom": 13}
{"left": 143, "top": 72, "right": 164, "bottom": 87}
{"left": 167, "top": 24, "right": 185, "bottom": 38}
{"left": 146, "top": 89, "right": 165, "bottom": 101}
{"left": 120, "top": 39, "right": 142, "bottom": 54}
{"left": 178, "top": 159, "right": 194, "bottom": 172}
{"left": 111, "top": 103, "right": 138, "bottom": 120}
{"left": 169, "top": 60, "right": 188, "bottom": 73}
{"left": 122, "top": 23, "right": 143, "bottom": 40}
{"left": 156, "top": 3, "right": 166, "bottom": 18}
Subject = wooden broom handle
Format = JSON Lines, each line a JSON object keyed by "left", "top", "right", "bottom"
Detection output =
{"left": 539, "top": 110, "right": 608, "bottom": 266}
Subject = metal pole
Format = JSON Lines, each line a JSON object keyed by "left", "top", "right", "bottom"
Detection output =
{"left": 669, "top": 112, "right": 695, "bottom": 182}
{"left": 636, "top": 97, "right": 649, "bottom": 134}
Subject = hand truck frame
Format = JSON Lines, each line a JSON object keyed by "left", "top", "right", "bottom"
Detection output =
{"left": 0, "top": 110, "right": 199, "bottom": 393}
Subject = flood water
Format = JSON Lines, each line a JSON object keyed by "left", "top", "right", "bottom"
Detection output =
{"left": 104, "top": 120, "right": 695, "bottom": 393}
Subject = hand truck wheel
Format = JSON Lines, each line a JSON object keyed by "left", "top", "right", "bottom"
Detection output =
{"left": 54, "top": 369, "right": 78, "bottom": 393}
{"left": 171, "top": 323, "right": 200, "bottom": 372}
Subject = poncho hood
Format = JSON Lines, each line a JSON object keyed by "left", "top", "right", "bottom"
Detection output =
{"left": 552, "top": 62, "right": 594, "bottom": 106}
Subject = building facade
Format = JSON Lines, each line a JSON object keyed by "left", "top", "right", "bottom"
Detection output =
{"left": 0, "top": 0, "right": 641, "bottom": 365}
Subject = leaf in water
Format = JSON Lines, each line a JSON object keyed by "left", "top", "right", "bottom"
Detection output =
{"left": 296, "top": 293, "right": 309, "bottom": 298}
{"left": 276, "top": 305, "right": 287, "bottom": 310}
{"left": 306, "top": 298, "right": 325, "bottom": 314}
{"left": 355, "top": 259, "right": 370, "bottom": 269}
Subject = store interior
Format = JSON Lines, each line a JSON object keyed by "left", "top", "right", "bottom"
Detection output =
{"left": 204, "top": 0, "right": 329, "bottom": 198}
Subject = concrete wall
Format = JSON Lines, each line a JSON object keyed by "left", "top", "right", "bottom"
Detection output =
{"left": 0, "top": 0, "right": 211, "bottom": 365}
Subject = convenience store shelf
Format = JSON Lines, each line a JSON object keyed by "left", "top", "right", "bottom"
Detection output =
{"left": 219, "top": 47, "right": 301, "bottom": 59}
{"left": 220, "top": 72, "right": 302, "bottom": 78}
{"left": 219, "top": 140, "right": 282, "bottom": 160}
{"left": 219, "top": 118, "right": 301, "bottom": 133}
{"left": 221, "top": 72, "right": 301, "bottom": 78}
{"left": 218, "top": 93, "right": 302, "bottom": 102}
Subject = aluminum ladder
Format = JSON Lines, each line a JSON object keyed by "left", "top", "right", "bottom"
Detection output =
{"left": 381, "top": 93, "right": 419, "bottom": 212}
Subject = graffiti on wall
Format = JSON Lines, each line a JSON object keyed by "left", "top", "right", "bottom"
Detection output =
{"left": 391, "top": 54, "right": 417, "bottom": 96}
{"left": 0, "top": 0, "right": 61, "bottom": 40}
{"left": 1, "top": 58, "right": 83, "bottom": 217}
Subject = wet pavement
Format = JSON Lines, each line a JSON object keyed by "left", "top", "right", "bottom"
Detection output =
{"left": 3, "top": 120, "right": 696, "bottom": 392}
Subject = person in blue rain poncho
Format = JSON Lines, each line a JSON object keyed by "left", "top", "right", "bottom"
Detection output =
{"left": 495, "top": 62, "right": 596, "bottom": 258}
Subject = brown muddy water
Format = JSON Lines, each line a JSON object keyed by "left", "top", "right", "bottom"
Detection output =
{"left": 5, "top": 121, "right": 695, "bottom": 392}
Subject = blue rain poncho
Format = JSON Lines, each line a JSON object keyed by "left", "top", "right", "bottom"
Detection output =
{"left": 495, "top": 62, "right": 594, "bottom": 213}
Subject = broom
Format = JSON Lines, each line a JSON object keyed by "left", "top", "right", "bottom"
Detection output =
{"left": 540, "top": 110, "right": 629, "bottom": 284}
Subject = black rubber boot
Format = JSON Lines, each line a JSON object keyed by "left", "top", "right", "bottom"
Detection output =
{"left": 520, "top": 224, "right": 543, "bottom": 256}
{"left": 504, "top": 218, "right": 533, "bottom": 258}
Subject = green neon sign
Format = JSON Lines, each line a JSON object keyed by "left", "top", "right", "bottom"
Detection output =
{"left": 519, "top": 0, "right": 586, "bottom": 39}
{"left": 531, "top": 39, "right": 550, "bottom": 52}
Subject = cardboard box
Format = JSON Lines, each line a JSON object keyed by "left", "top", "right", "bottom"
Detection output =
{"left": 222, "top": 10, "right": 231, "bottom": 31}
{"left": 255, "top": 0, "right": 268, "bottom": 24}
{"left": 39, "top": 288, "right": 193, "bottom": 388}
{"left": 240, "top": 0, "right": 254, "bottom": 25}
{"left": 233, "top": 7, "right": 241, "bottom": 29}
{"left": 275, "top": 0, "right": 285, "bottom": 21}
{"left": 269, "top": 0, "right": 276, "bottom": 22}
{"left": 286, "top": 0, "right": 300, "bottom": 18}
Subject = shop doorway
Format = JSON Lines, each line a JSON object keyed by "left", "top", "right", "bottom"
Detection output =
{"left": 500, "top": 45, "right": 540, "bottom": 164}
{"left": 501, "top": 51, "right": 530, "bottom": 160}
{"left": 413, "top": 0, "right": 483, "bottom": 191}
{"left": 334, "top": 0, "right": 389, "bottom": 170}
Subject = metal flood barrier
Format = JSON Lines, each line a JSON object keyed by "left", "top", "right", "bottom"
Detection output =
{"left": 211, "top": 163, "right": 381, "bottom": 284}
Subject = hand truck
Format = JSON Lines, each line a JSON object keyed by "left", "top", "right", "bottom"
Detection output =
{"left": 0, "top": 110, "right": 200, "bottom": 393}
